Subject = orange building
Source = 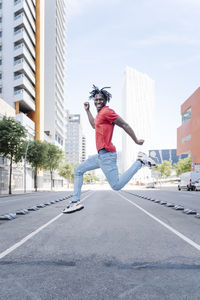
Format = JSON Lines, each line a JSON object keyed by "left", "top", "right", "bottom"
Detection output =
{"left": 177, "top": 87, "right": 200, "bottom": 171}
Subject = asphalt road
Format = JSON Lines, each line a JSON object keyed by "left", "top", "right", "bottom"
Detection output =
{"left": 0, "top": 188, "right": 200, "bottom": 300}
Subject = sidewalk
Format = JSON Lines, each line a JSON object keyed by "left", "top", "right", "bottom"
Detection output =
{"left": 0, "top": 188, "right": 73, "bottom": 198}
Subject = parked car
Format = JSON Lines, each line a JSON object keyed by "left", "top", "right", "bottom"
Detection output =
{"left": 146, "top": 182, "right": 155, "bottom": 188}
{"left": 194, "top": 179, "right": 200, "bottom": 191}
{"left": 178, "top": 171, "right": 200, "bottom": 191}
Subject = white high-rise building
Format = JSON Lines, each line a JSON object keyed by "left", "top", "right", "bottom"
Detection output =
{"left": 44, "top": 0, "right": 66, "bottom": 149}
{"left": 0, "top": 0, "right": 66, "bottom": 145}
{"left": 1, "top": 0, "right": 40, "bottom": 139}
{"left": 0, "top": 0, "right": 67, "bottom": 191}
{"left": 65, "top": 113, "right": 86, "bottom": 164}
{"left": 122, "top": 66, "right": 155, "bottom": 183}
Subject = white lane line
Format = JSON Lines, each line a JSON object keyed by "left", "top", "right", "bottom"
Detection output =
{"left": 0, "top": 192, "right": 94, "bottom": 260}
{"left": 117, "top": 192, "right": 200, "bottom": 252}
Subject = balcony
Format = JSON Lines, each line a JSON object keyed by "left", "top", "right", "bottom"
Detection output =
{"left": 56, "top": 108, "right": 64, "bottom": 123}
{"left": 14, "top": 74, "right": 35, "bottom": 98}
{"left": 16, "top": 112, "right": 35, "bottom": 134}
{"left": 14, "top": 89, "right": 35, "bottom": 111}
{"left": 14, "top": 15, "right": 35, "bottom": 46}
{"left": 14, "top": 43, "right": 35, "bottom": 72}
{"left": 26, "top": 0, "right": 36, "bottom": 19}
{"left": 14, "top": 27, "right": 35, "bottom": 58}
{"left": 55, "top": 120, "right": 64, "bottom": 136}
{"left": 14, "top": 1, "right": 36, "bottom": 32}
{"left": 14, "top": 57, "right": 35, "bottom": 84}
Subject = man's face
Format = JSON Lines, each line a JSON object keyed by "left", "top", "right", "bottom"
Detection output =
{"left": 94, "top": 93, "right": 107, "bottom": 112}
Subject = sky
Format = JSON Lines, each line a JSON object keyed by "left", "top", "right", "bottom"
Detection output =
{"left": 66, "top": 0, "right": 200, "bottom": 155}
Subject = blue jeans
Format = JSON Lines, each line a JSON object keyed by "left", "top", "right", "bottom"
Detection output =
{"left": 73, "top": 151, "right": 142, "bottom": 201}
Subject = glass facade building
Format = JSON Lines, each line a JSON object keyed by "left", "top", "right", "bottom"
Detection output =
{"left": 149, "top": 149, "right": 188, "bottom": 165}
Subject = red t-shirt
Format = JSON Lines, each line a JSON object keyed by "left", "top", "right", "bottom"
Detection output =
{"left": 94, "top": 106, "right": 119, "bottom": 152}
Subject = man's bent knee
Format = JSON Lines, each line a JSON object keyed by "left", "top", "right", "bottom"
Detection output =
{"left": 74, "top": 165, "right": 83, "bottom": 176}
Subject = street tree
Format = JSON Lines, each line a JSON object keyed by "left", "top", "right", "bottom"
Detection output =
{"left": 26, "top": 140, "right": 47, "bottom": 191}
{"left": 43, "top": 143, "right": 64, "bottom": 190}
{"left": 59, "top": 162, "right": 77, "bottom": 187}
{"left": 83, "top": 173, "right": 99, "bottom": 183}
{"left": 0, "top": 117, "right": 26, "bottom": 194}
{"left": 174, "top": 156, "right": 191, "bottom": 176}
{"left": 155, "top": 160, "right": 172, "bottom": 178}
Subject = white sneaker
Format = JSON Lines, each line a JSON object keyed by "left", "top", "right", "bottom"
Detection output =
{"left": 137, "top": 152, "right": 157, "bottom": 168}
{"left": 62, "top": 201, "right": 84, "bottom": 214}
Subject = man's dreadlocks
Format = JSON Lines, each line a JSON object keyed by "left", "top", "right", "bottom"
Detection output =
{"left": 89, "top": 85, "right": 112, "bottom": 102}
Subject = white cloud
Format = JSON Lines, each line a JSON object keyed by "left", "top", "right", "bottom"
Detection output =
{"left": 68, "top": 0, "right": 121, "bottom": 18}
{"left": 173, "top": 0, "right": 200, "bottom": 5}
{"left": 67, "top": 0, "right": 106, "bottom": 18}
{"left": 165, "top": 54, "right": 200, "bottom": 69}
{"left": 68, "top": 0, "right": 93, "bottom": 16}
{"left": 133, "top": 34, "right": 200, "bottom": 47}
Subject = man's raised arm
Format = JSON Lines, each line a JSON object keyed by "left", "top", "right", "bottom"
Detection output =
{"left": 84, "top": 102, "right": 95, "bottom": 129}
{"left": 113, "top": 116, "right": 144, "bottom": 145}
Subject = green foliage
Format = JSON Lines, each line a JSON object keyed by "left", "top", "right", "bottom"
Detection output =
{"left": 43, "top": 143, "right": 64, "bottom": 190}
{"left": 0, "top": 117, "right": 26, "bottom": 194}
{"left": 174, "top": 156, "right": 191, "bottom": 176}
{"left": 0, "top": 117, "right": 26, "bottom": 162}
{"left": 26, "top": 140, "right": 47, "bottom": 169}
{"left": 43, "top": 143, "right": 64, "bottom": 172}
{"left": 26, "top": 140, "right": 47, "bottom": 191}
{"left": 83, "top": 173, "right": 99, "bottom": 183}
{"left": 154, "top": 160, "right": 172, "bottom": 178}
{"left": 59, "top": 162, "right": 77, "bottom": 183}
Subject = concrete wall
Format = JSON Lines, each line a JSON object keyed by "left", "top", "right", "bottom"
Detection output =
{"left": 0, "top": 98, "right": 16, "bottom": 118}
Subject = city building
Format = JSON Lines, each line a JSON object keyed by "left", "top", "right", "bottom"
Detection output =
{"left": 0, "top": 98, "right": 16, "bottom": 120}
{"left": 44, "top": 0, "right": 66, "bottom": 149}
{"left": 149, "top": 149, "right": 188, "bottom": 165}
{"left": 0, "top": 0, "right": 67, "bottom": 192}
{"left": 82, "top": 135, "right": 86, "bottom": 162}
{"left": 0, "top": 98, "right": 25, "bottom": 194}
{"left": 65, "top": 112, "right": 86, "bottom": 164}
{"left": 0, "top": 0, "right": 66, "bottom": 144}
{"left": 121, "top": 66, "right": 155, "bottom": 183}
{"left": 1, "top": 0, "right": 44, "bottom": 140}
{"left": 177, "top": 87, "right": 200, "bottom": 171}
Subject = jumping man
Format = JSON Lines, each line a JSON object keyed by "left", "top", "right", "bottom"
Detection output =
{"left": 63, "top": 85, "right": 156, "bottom": 213}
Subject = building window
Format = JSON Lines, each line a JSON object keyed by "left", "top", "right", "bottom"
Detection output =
{"left": 0, "top": 87, "right": 2, "bottom": 93}
{"left": 182, "top": 134, "right": 191, "bottom": 144}
{"left": 0, "top": 59, "right": 2, "bottom": 65}
{"left": 182, "top": 108, "right": 191, "bottom": 124}
{"left": 14, "top": 0, "right": 21, "bottom": 5}
{"left": 0, "top": 73, "right": 2, "bottom": 79}
{"left": 0, "top": 32, "right": 2, "bottom": 37}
